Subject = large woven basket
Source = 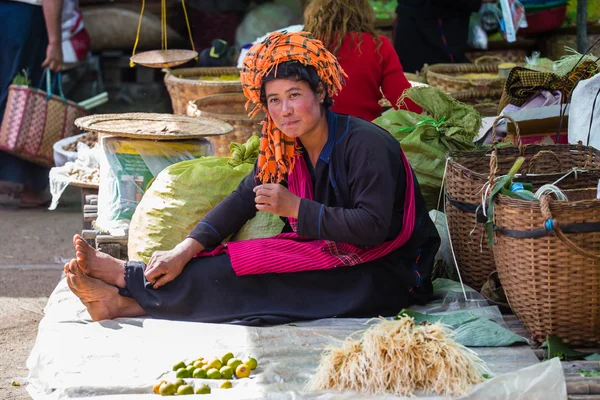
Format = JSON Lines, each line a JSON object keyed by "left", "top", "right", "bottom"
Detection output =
{"left": 188, "top": 93, "right": 262, "bottom": 157}
{"left": 445, "top": 116, "right": 600, "bottom": 290}
{"left": 466, "top": 49, "right": 528, "bottom": 64}
{"left": 450, "top": 89, "right": 503, "bottom": 117}
{"left": 493, "top": 177, "right": 600, "bottom": 346}
{"left": 426, "top": 62, "right": 504, "bottom": 94}
{"left": 164, "top": 67, "right": 242, "bottom": 115}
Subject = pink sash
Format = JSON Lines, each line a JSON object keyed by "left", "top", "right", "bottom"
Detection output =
{"left": 198, "top": 150, "right": 416, "bottom": 276}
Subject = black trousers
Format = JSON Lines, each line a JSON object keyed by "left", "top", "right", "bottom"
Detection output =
{"left": 119, "top": 254, "right": 432, "bottom": 326}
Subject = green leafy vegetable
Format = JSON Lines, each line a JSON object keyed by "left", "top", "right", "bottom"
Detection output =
{"left": 542, "top": 335, "right": 600, "bottom": 361}
{"left": 577, "top": 370, "right": 600, "bottom": 377}
{"left": 11, "top": 70, "right": 30, "bottom": 86}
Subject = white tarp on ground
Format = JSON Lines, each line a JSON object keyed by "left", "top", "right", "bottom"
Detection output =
{"left": 25, "top": 279, "right": 567, "bottom": 400}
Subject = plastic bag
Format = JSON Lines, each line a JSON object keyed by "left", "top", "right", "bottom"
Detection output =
{"left": 568, "top": 73, "right": 600, "bottom": 150}
{"left": 127, "top": 136, "right": 284, "bottom": 263}
{"left": 48, "top": 141, "right": 100, "bottom": 210}
{"left": 373, "top": 86, "right": 481, "bottom": 210}
{"left": 429, "top": 210, "right": 457, "bottom": 281}
{"left": 96, "top": 137, "right": 212, "bottom": 232}
{"left": 480, "top": 3, "right": 500, "bottom": 31}
{"left": 498, "top": 0, "right": 527, "bottom": 42}
{"left": 468, "top": 12, "right": 488, "bottom": 50}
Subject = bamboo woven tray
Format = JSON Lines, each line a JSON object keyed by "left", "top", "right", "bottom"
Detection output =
{"left": 130, "top": 49, "right": 198, "bottom": 69}
{"left": 425, "top": 63, "right": 504, "bottom": 94}
{"left": 75, "top": 113, "right": 232, "bottom": 140}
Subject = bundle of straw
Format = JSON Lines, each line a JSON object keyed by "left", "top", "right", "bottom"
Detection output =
{"left": 308, "top": 316, "right": 488, "bottom": 397}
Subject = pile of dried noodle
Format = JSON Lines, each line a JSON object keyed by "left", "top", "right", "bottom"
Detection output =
{"left": 308, "top": 316, "right": 488, "bottom": 397}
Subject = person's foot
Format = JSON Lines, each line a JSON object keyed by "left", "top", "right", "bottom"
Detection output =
{"left": 66, "top": 259, "right": 146, "bottom": 321}
{"left": 65, "top": 259, "right": 122, "bottom": 321}
{"left": 73, "top": 234, "right": 126, "bottom": 288}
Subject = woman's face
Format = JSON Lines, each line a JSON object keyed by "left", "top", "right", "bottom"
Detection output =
{"left": 264, "top": 78, "right": 325, "bottom": 139}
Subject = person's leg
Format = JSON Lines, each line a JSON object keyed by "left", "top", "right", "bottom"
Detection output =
{"left": 64, "top": 259, "right": 145, "bottom": 320}
{"left": 69, "top": 236, "right": 425, "bottom": 325}
{"left": 0, "top": 2, "right": 47, "bottom": 120}
{"left": 122, "top": 253, "right": 418, "bottom": 326}
{"left": 0, "top": 3, "right": 50, "bottom": 202}
{"left": 394, "top": 13, "right": 452, "bottom": 73}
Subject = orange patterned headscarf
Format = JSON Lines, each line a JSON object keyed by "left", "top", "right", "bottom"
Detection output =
{"left": 240, "top": 31, "right": 346, "bottom": 184}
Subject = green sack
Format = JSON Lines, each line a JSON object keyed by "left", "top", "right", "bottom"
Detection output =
{"left": 374, "top": 86, "right": 481, "bottom": 210}
{"left": 128, "top": 136, "right": 284, "bottom": 263}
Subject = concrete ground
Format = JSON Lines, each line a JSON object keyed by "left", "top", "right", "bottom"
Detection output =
{"left": 0, "top": 185, "right": 87, "bottom": 400}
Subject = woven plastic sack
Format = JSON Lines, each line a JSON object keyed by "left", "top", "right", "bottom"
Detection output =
{"left": 0, "top": 69, "right": 88, "bottom": 167}
{"left": 96, "top": 136, "right": 213, "bottom": 232}
{"left": 128, "top": 136, "right": 283, "bottom": 263}
{"left": 374, "top": 86, "right": 480, "bottom": 210}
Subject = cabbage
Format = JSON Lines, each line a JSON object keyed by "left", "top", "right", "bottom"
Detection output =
{"left": 128, "top": 136, "right": 284, "bottom": 263}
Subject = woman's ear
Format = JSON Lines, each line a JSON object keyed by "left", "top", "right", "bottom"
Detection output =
{"left": 316, "top": 83, "right": 326, "bottom": 104}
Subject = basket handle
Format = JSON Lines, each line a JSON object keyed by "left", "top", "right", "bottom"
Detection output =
{"left": 491, "top": 115, "right": 522, "bottom": 150}
{"left": 488, "top": 115, "right": 523, "bottom": 186}
{"left": 527, "top": 150, "right": 564, "bottom": 174}
{"left": 540, "top": 195, "right": 600, "bottom": 260}
{"left": 474, "top": 55, "right": 504, "bottom": 66}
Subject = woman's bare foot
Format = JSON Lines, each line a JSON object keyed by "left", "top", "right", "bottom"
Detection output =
{"left": 73, "top": 234, "right": 126, "bottom": 288}
{"left": 65, "top": 259, "right": 145, "bottom": 321}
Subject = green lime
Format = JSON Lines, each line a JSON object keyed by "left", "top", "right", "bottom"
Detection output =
{"left": 206, "top": 358, "right": 223, "bottom": 370}
{"left": 172, "top": 361, "right": 186, "bottom": 371}
{"left": 245, "top": 357, "right": 258, "bottom": 370}
{"left": 220, "top": 380, "right": 232, "bottom": 389}
{"left": 227, "top": 358, "right": 243, "bottom": 371}
{"left": 221, "top": 352, "right": 234, "bottom": 365}
{"left": 173, "top": 378, "right": 185, "bottom": 389}
{"left": 192, "top": 368, "right": 207, "bottom": 379}
{"left": 220, "top": 366, "right": 234, "bottom": 379}
{"left": 175, "top": 367, "right": 191, "bottom": 379}
{"left": 177, "top": 384, "right": 194, "bottom": 395}
{"left": 195, "top": 384, "right": 211, "bottom": 394}
{"left": 159, "top": 382, "right": 176, "bottom": 396}
{"left": 207, "top": 368, "right": 222, "bottom": 379}
{"left": 193, "top": 360, "right": 204, "bottom": 369}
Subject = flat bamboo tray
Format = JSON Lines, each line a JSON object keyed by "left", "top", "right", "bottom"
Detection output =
{"left": 75, "top": 113, "right": 232, "bottom": 140}
{"left": 130, "top": 49, "right": 198, "bottom": 69}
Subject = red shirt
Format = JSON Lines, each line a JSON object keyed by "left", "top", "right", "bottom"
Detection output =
{"left": 331, "top": 33, "right": 422, "bottom": 121}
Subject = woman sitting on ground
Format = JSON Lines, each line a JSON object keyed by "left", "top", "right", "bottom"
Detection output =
{"left": 303, "top": 0, "right": 421, "bottom": 121}
{"left": 65, "top": 31, "right": 440, "bottom": 326}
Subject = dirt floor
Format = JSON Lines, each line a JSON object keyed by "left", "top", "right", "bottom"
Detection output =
{"left": 0, "top": 187, "right": 82, "bottom": 400}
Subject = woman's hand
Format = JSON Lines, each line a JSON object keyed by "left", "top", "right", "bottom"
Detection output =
{"left": 144, "top": 238, "right": 204, "bottom": 289}
{"left": 42, "top": 42, "right": 63, "bottom": 72}
{"left": 254, "top": 184, "right": 301, "bottom": 218}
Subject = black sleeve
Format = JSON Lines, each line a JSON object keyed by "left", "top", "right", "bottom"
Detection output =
{"left": 187, "top": 163, "right": 258, "bottom": 248}
{"left": 296, "top": 130, "right": 402, "bottom": 246}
